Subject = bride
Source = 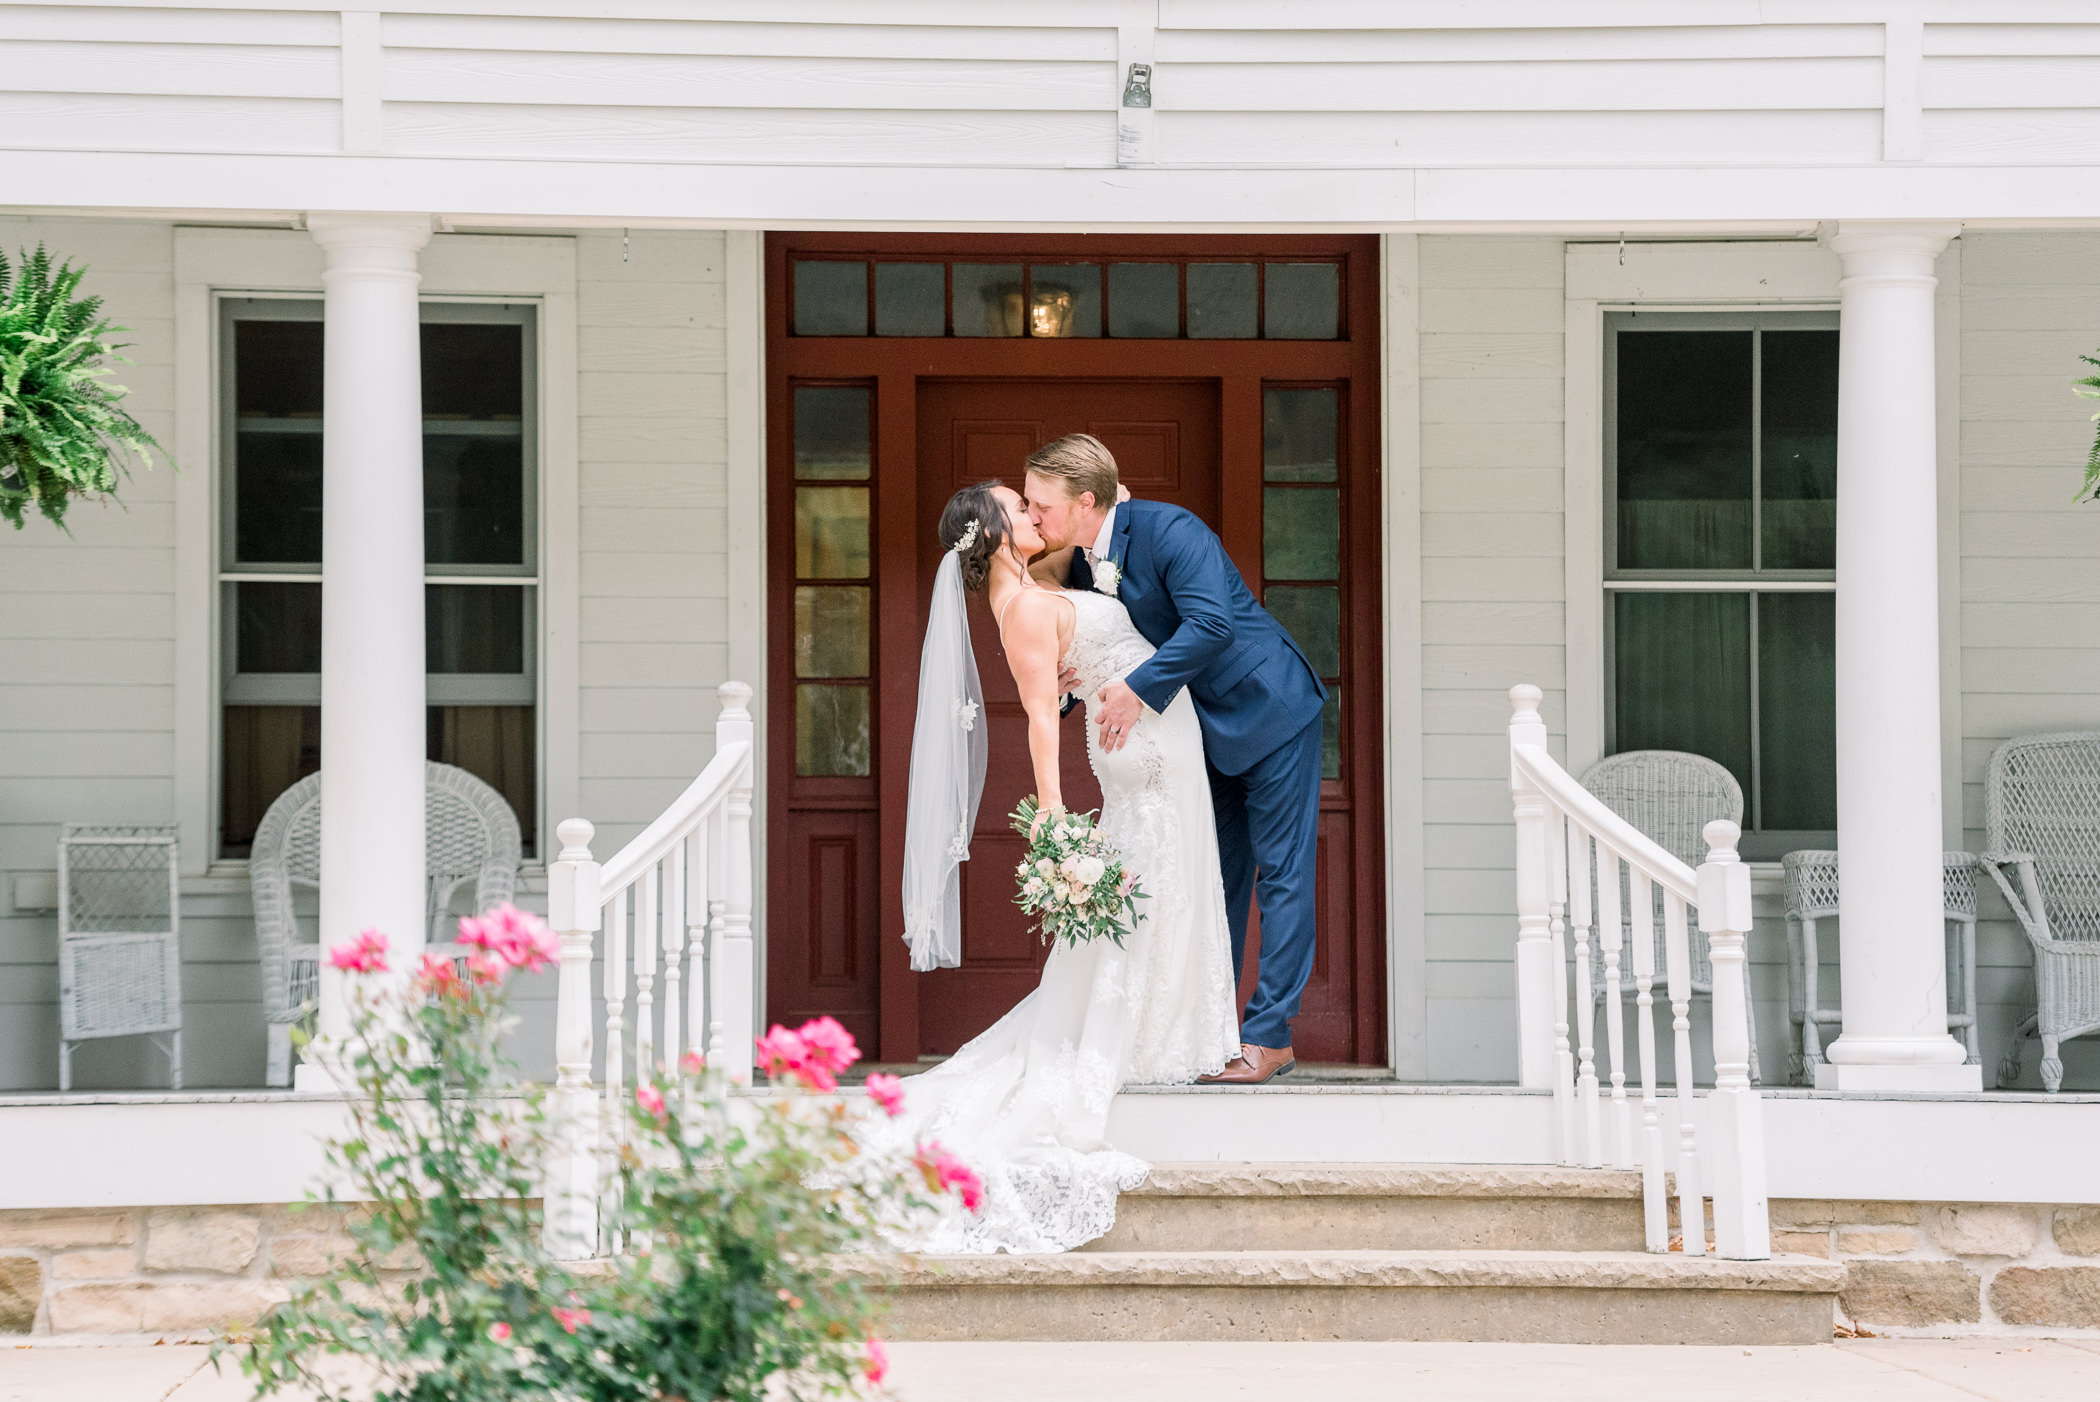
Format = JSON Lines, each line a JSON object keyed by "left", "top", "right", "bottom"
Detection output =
{"left": 878, "top": 479, "right": 1240, "bottom": 1254}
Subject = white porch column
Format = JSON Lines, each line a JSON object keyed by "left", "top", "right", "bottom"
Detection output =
{"left": 300, "top": 214, "right": 432, "bottom": 1089}
{"left": 1816, "top": 221, "right": 1980, "bottom": 1093}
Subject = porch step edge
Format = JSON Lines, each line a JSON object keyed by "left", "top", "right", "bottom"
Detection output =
{"left": 1133, "top": 1162, "right": 1645, "bottom": 1199}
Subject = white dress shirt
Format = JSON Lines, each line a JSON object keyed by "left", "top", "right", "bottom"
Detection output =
{"left": 1084, "top": 502, "right": 1118, "bottom": 569}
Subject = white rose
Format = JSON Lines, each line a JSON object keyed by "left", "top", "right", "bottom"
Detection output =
{"left": 1035, "top": 858, "right": 1055, "bottom": 876}
{"left": 1060, "top": 856, "right": 1083, "bottom": 878}
{"left": 1077, "top": 856, "right": 1106, "bottom": 886}
{"left": 1067, "top": 886, "right": 1091, "bottom": 905}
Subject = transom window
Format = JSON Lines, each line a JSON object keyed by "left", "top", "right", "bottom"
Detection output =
{"left": 217, "top": 298, "right": 539, "bottom": 858}
{"left": 1605, "top": 311, "right": 1838, "bottom": 858}
{"left": 790, "top": 257, "right": 1343, "bottom": 340}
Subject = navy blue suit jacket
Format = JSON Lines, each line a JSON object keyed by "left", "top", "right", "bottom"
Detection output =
{"left": 1069, "top": 499, "right": 1325, "bottom": 776}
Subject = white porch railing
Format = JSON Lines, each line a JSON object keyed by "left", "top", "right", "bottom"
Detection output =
{"left": 543, "top": 681, "right": 758, "bottom": 1258}
{"left": 1507, "top": 684, "right": 1771, "bottom": 1260}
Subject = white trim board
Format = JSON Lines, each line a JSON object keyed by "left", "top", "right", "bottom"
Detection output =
{"left": 1380, "top": 233, "right": 1427, "bottom": 1079}
{"left": 723, "top": 228, "right": 769, "bottom": 1021}
{"left": 172, "top": 227, "right": 580, "bottom": 873}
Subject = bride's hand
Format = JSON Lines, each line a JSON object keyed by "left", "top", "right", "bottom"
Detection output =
{"left": 1029, "top": 800, "right": 1064, "bottom": 843}
{"left": 1115, "top": 483, "right": 1131, "bottom": 504}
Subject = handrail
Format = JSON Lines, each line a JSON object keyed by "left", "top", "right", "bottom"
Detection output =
{"left": 598, "top": 740, "right": 751, "bottom": 895}
{"left": 1509, "top": 742, "right": 1697, "bottom": 904}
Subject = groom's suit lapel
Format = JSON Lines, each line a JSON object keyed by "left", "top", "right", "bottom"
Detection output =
{"left": 1102, "top": 504, "right": 1138, "bottom": 597}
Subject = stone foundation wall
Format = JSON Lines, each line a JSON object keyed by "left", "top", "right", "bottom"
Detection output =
{"left": 1772, "top": 1199, "right": 2100, "bottom": 1335}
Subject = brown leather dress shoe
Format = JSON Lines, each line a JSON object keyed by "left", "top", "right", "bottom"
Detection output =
{"left": 1197, "top": 1042, "right": 1296, "bottom": 1085}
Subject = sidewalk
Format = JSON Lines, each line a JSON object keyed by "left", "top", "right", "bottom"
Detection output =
{"left": 4, "top": 1339, "right": 2100, "bottom": 1402}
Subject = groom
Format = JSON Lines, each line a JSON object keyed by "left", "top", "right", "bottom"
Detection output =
{"left": 1023, "top": 433, "right": 1327, "bottom": 1085}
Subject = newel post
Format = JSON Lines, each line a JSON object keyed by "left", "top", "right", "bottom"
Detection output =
{"left": 1509, "top": 685, "right": 1556, "bottom": 1090}
{"left": 709, "top": 682, "right": 757, "bottom": 1084}
{"left": 1698, "top": 819, "right": 1770, "bottom": 1260}
{"left": 546, "top": 817, "right": 602, "bottom": 1260}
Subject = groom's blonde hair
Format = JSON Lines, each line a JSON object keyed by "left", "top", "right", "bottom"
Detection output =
{"left": 1025, "top": 433, "right": 1118, "bottom": 512}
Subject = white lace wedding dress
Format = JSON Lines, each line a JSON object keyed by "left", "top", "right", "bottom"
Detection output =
{"left": 880, "top": 587, "right": 1241, "bottom": 1254}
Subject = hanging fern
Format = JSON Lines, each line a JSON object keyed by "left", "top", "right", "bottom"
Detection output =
{"left": 2078, "top": 352, "right": 2100, "bottom": 504}
{"left": 0, "top": 244, "right": 161, "bottom": 530}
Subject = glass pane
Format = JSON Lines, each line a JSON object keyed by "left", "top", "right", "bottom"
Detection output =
{"left": 233, "top": 429, "right": 323, "bottom": 564}
{"left": 794, "top": 386, "right": 871, "bottom": 480}
{"left": 795, "top": 486, "right": 870, "bottom": 578}
{"left": 424, "top": 433, "right": 524, "bottom": 566}
{"left": 428, "top": 585, "right": 524, "bottom": 673}
{"left": 220, "top": 704, "right": 320, "bottom": 857}
{"left": 795, "top": 585, "right": 870, "bottom": 678}
{"left": 1265, "top": 263, "right": 1340, "bottom": 340}
{"left": 1320, "top": 689, "right": 1342, "bottom": 781}
{"left": 1612, "top": 591, "right": 1752, "bottom": 797}
{"left": 1264, "top": 388, "right": 1339, "bottom": 482}
{"left": 1761, "top": 329, "right": 1839, "bottom": 571}
{"left": 1027, "top": 264, "right": 1101, "bottom": 338}
{"left": 874, "top": 262, "right": 945, "bottom": 336}
{"left": 1108, "top": 263, "right": 1179, "bottom": 338}
{"left": 1263, "top": 486, "right": 1340, "bottom": 580}
{"left": 796, "top": 684, "right": 871, "bottom": 777}
{"left": 1758, "top": 591, "right": 1837, "bottom": 830}
{"left": 236, "top": 582, "right": 321, "bottom": 673}
{"left": 429, "top": 705, "right": 536, "bottom": 856}
{"left": 1187, "top": 263, "right": 1257, "bottom": 339}
{"left": 1265, "top": 585, "right": 1340, "bottom": 677}
{"left": 952, "top": 264, "right": 1024, "bottom": 337}
{"left": 235, "top": 319, "right": 323, "bottom": 418}
{"left": 1616, "top": 331, "right": 1752, "bottom": 571}
{"left": 421, "top": 323, "right": 522, "bottom": 420}
{"left": 793, "top": 261, "right": 867, "bottom": 336}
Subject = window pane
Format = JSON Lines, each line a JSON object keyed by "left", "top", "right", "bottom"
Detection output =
{"left": 795, "top": 585, "right": 870, "bottom": 678}
{"left": 1266, "top": 585, "right": 1340, "bottom": 677}
{"left": 1616, "top": 331, "right": 1752, "bottom": 571}
{"left": 1319, "top": 689, "right": 1342, "bottom": 781}
{"left": 874, "top": 262, "right": 945, "bottom": 336}
{"left": 1264, "top": 388, "right": 1339, "bottom": 482}
{"left": 235, "top": 320, "right": 323, "bottom": 418}
{"left": 795, "top": 486, "right": 870, "bottom": 578}
{"left": 234, "top": 429, "right": 323, "bottom": 564}
{"left": 429, "top": 704, "right": 536, "bottom": 855}
{"left": 424, "top": 433, "right": 524, "bottom": 566}
{"left": 794, "top": 386, "right": 871, "bottom": 480}
{"left": 1027, "top": 264, "right": 1101, "bottom": 338}
{"left": 1264, "top": 263, "right": 1340, "bottom": 340}
{"left": 220, "top": 704, "right": 320, "bottom": 857}
{"left": 1758, "top": 591, "right": 1837, "bottom": 830}
{"left": 236, "top": 582, "right": 321, "bottom": 673}
{"left": 793, "top": 261, "right": 867, "bottom": 336}
{"left": 1263, "top": 486, "right": 1340, "bottom": 580}
{"left": 1187, "top": 263, "right": 1257, "bottom": 339}
{"left": 420, "top": 323, "right": 522, "bottom": 420}
{"left": 1612, "top": 591, "right": 1752, "bottom": 796}
{"left": 1108, "top": 262, "right": 1179, "bottom": 338}
{"left": 952, "top": 264, "right": 1024, "bottom": 337}
{"left": 796, "top": 685, "right": 871, "bottom": 776}
{"left": 1761, "top": 329, "right": 1839, "bottom": 571}
{"left": 428, "top": 585, "right": 524, "bottom": 674}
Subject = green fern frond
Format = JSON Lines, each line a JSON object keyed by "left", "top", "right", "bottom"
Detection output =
{"left": 0, "top": 243, "right": 163, "bottom": 530}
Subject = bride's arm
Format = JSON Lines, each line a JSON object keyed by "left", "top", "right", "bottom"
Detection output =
{"left": 1028, "top": 545, "right": 1077, "bottom": 587}
{"left": 1003, "top": 591, "right": 1068, "bottom": 827}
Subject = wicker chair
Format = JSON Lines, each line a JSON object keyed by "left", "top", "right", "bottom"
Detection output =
{"left": 249, "top": 761, "right": 522, "bottom": 1087}
{"left": 1983, "top": 731, "right": 2100, "bottom": 1093}
{"left": 1578, "top": 750, "right": 1762, "bottom": 1085}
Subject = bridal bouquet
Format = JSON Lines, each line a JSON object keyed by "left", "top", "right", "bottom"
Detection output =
{"left": 1009, "top": 796, "right": 1147, "bottom": 948}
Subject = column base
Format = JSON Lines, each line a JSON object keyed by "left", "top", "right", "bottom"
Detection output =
{"left": 1813, "top": 1062, "right": 1983, "bottom": 1093}
{"left": 291, "top": 1052, "right": 347, "bottom": 1095}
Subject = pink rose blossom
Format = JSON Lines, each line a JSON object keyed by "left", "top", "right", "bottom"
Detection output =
{"left": 551, "top": 1306, "right": 590, "bottom": 1334}
{"left": 755, "top": 1024, "right": 817, "bottom": 1087}
{"left": 862, "top": 1338, "right": 889, "bottom": 1385}
{"left": 797, "top": 1015, "right": 861, "bottom": 1078}
{"left": 461, "top": 904, "right": 559, "bottom": 973}
{"left": 679, "top": 1050, "right": 706, "bottom": 1075}
{"left": 913, "top": 1141, "right": 986, "bottom": 1213}
{"left": 635, "top": 1084, "right": 667, "bottom": 1121}
{"left": 414, "top": 952, "right": 464, "bottom": 999}
{"left": 864, "top": 1072, "right": 905, "bottom": 1118}
{"left": 326, "top": 929, "right": 390, "bottom": 974}
{"left": 464, "top": 952, "right": 508, "bottom": 985}
{"left": 487, "top": 1321, "right": 511, "bottom": 1342}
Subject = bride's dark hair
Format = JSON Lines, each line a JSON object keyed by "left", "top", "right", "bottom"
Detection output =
{"left": 937, "top": 480, "right": 1011, "bottom": 594}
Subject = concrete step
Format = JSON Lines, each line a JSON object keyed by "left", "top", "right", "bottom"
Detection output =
{"left": 880, "top": 1249, "right": 1844, "bottom": 1345}
{"left": 1082, "top": 1163, "right": 1649, "bottom": 1254}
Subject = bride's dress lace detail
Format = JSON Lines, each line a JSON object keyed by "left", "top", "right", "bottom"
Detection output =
{"left": 873, "top": 588, "right": 1241, "bottom": 1254}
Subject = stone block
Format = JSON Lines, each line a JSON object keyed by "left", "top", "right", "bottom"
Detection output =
{"left": 1989, "top": 1266, "right": 2100, "bottom": 1328}
{"left": 0, "top": 1211, "right": 136, "bottom": 1249}
{"left": 0, "top": 1256, "right": 40, "bottom": 1333}
{"left": 1772, "top": 1231, "right": 1830, "bottom": 1259}
{"left": 1836, "top": 1229, "right": 1916, "bottom": 1256}
{"left": 1931, "top": 1204, "right": 2039, "bottom": 1258}
{"left": 47, "top": 1281, "right": 289, "bottom": 1334}
{"left": 52, "top": 1249, "right": 138, "bottom": 1280}
{"left": 2053, "top": 1206, "right": 2100, "bottom": 1257}
{"left": 143, "top": 1209, "right": 261, "bottom": 1275}
{"left": 1770, "top": 1199, "right": 1919, "bottom": 1229}
{"left": 1838, "top": 1261, "right": 1981, "bottom": 1327}
{"left": 267, "top": 1234, "right": 357, "bottom": 1278}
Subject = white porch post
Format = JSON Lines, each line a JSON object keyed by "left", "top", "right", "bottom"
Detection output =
{"left": 1816, "top": 221, "right": 1980, "bottom": 1093}
{"left": 300, "top": 213, "right": 432, "bottom": 1088}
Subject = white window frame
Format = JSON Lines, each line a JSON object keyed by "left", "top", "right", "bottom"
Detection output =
{"left": 174, "top": 228, "right": 580, "bottom": 876}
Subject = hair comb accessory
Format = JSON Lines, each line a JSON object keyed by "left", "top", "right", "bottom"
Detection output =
{"left": 951, "top": 518, "right": 979, "bottom": 553}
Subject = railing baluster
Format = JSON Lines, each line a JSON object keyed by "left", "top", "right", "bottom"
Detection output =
{"left": 635, "top": 863, "right": 659, "bottom": 1079}
{"left": 1663, "top": 889, "right": 1704, "bottom": 1256}
{"left": 1594, "top": 836, "right": 1633, "bottom": 1171}
{"left": 1563, "top": 813, "right": 1600, "bottom": 1168}
{"left": 685, "top": 827, "right": 709, "bottom": 1065}
{"left": 1699, "top": 820, "right": 1771, "bottom": 1260}
{"left": 1546, "top": 808, "right": 1575, "bottom": 1166}
{"left": 602, "top": 885, "right": 629, "bottom": 1255}
{"left": 1628, "top": 865, "right": 1666, "bottom": 1252}
{"left": 546, "top": 820, "right": 601, "bottom": 1260}
{"left": 662, "top": 840, "right": 685, "bottom": 1067}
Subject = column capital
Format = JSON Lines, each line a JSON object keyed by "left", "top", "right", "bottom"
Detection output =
{"left": 305, "top": 212, "right": 433, "bottom": 257}
{"left": 1819, "top": 220, "right": 1961, "bottom": 266}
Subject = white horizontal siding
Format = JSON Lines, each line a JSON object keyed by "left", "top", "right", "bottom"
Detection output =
{"left": 383, "top": 14, "right": 1117, "bottom": 61}
{"left": 1159, "top": 24, "right": 1882, "bottom": 62}
{"left": 1161, "top": 58, "right": 1882, "bottom": 111}
{"left": 0, "top": 39, "right": 339, "bottom": 98}
{"left": 0, "top": 92, "right": 338, "bottom": 154}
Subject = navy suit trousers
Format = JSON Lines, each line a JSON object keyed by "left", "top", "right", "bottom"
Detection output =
{"left": 1208, "top": 710, "right": 1324, "bottom": 1050}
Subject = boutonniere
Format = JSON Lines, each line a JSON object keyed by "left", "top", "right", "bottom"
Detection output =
{"left": 1094, "top": 557, "right": 1122, "bottom": 597}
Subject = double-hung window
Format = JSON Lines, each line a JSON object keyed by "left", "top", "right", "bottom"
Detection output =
{"left": 217, "top": 298, "right": 539, "bottom": 858}
{"left": 1605, "top": 311, "right": 1838, "bottom": 860}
